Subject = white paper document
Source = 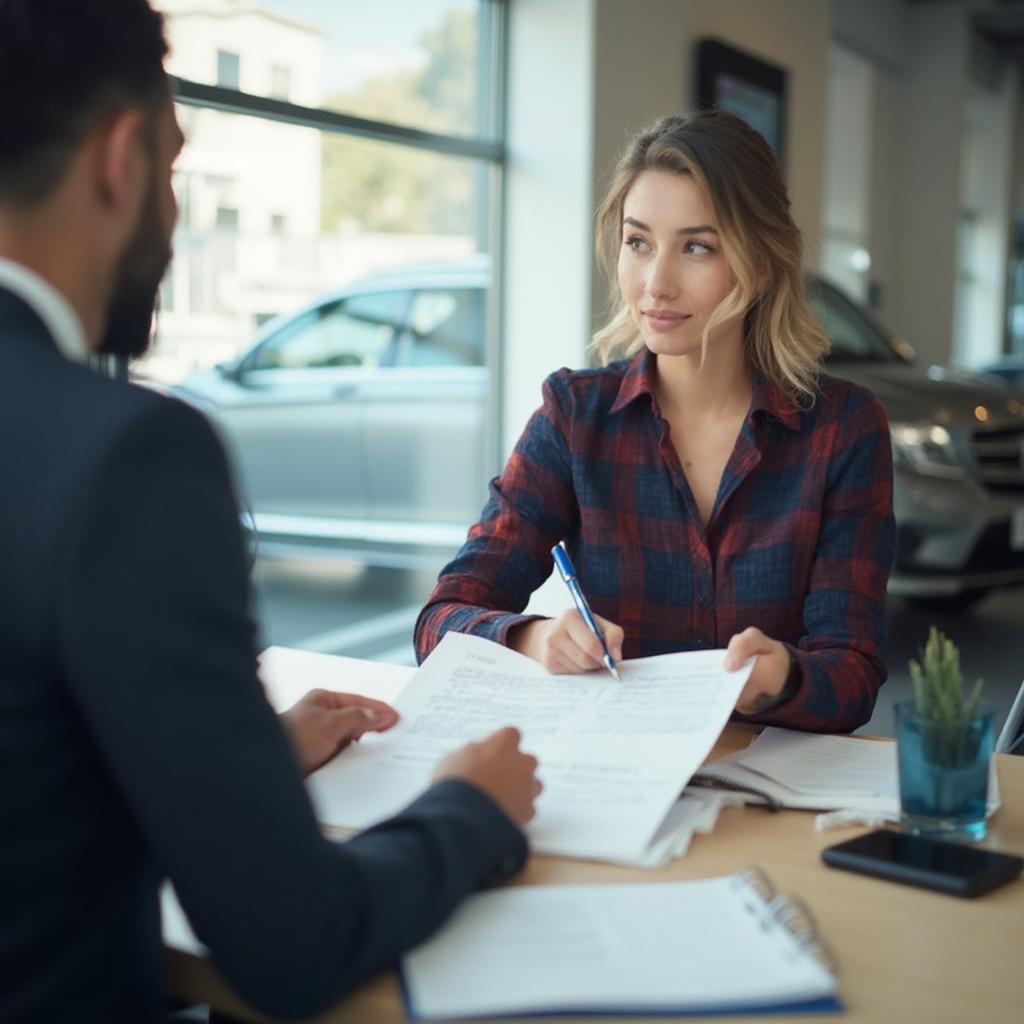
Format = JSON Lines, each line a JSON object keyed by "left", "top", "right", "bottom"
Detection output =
{"left": 306, "top": 632, "right": 752, "bottom": 864}
{"left": 402, "top": 874, "right": 838, "bottom": 1019}
{"left": 705, "top": 726, "right": 1001, "bottom": 815}
{"left": 258, "top": 645, "right": 413, "bottom": 710}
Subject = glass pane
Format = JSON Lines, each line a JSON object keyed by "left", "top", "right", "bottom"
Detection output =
{"left": 397, "top": 288, "right": 484, "bottom": 367}
{"left": 249, "top": 292, "right": 410, "bottom": 370}
{"left": 216, "top": 48, "right": 240, "bottom": 89}
{"left": 155, "top": 0, "right": 495, "bottom": 141}
{"left": 135, "top": 104, "right": 494, "bottom": 664}
{"left": 144, "top": 103, "right": 488, "bottom": 383}
{"left": 141, "top": 4, "right": 500, "bottom": 664}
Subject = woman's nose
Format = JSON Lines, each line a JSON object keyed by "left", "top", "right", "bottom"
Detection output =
{"left": 645, "top": 257, "right": 679, "bottom": 300}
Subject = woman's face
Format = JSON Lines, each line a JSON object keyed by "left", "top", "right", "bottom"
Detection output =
{"left": 617, "top": 169, "right": 739, "bottom": 360}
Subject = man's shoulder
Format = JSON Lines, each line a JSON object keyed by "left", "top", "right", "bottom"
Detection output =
{"left": 1, "top": 335, "right": 221, "bottom": 483}
{"left": 64, "top": 367, "right": 214, "bottom": 456}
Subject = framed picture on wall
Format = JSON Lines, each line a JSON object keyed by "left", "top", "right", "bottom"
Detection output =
{"left": 695, "top": 38, "right": 788, "bottom": 169}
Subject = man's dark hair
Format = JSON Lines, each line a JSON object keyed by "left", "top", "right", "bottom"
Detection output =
{"left": 0, "top": 0, "right": 169, "bottom": 204}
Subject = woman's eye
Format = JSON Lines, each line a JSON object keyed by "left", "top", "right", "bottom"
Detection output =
{"left": 624, "top": 234, "right": 649, "bottom": 253}
{"left": 686, "top": 240, "right": 713, "bottom": 255}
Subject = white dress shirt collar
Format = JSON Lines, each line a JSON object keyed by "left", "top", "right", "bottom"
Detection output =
{"left": 0, "top": 257, "right": 89, "bottom": 364}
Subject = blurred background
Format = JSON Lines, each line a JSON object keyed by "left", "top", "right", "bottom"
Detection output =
{"left": 138, "top": 0, "right": 1024, "bottom": 736}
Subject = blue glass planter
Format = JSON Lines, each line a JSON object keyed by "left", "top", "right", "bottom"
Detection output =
{"left": 895, "top": 701, "right": 995, "bottom": 842}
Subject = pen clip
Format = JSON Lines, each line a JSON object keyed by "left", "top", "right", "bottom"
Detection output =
{"left": 551, "top": 542, "right": 574, "bottom": 583}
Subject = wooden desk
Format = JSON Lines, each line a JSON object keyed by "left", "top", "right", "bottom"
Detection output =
{"left": 165, "top": 726, "right": 1024, "bottom": 1024}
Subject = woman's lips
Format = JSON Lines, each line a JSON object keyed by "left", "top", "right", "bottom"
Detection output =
{"left": 643, "top": 310, "right": 690, "bottom": 332}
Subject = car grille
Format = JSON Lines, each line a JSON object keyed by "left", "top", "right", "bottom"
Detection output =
{"left": 972, "top": 425, "right": 1024, "bottom": 495}
{"left": 965, "top": 522, "right": 1024, "bottom": 573}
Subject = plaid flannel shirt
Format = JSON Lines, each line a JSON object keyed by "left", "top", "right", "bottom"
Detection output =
{"left": 415, "top": 348, "right": 895, "bottom": 732}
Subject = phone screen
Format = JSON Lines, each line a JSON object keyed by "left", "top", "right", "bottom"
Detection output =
{"left": 850, "top": 830, "right": 1007, "bottom": 877}
{"left": 822, "top": 829, "right": 1023, "bottom": 897}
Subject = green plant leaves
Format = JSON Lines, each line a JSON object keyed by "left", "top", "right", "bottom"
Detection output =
{"left": 908, "top": 624, "right": 984, "bottom": 728}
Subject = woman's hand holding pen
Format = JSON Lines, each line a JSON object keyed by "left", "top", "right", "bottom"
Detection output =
{"left": 509, "top": 611, "right": 625, "bottom": 675}
{"left": 724, "top": 627, "right": 796, "bottom": 714}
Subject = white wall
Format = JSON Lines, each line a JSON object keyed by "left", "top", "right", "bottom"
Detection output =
{"left": 821, "top": 45, "right": 873, "bottom": 303}
{"left": 502, "top": 0, "right": 597, "bottom": 458}
{"left": 954, "top": 70, "right": 1018, "bottom": 366}
{"left": 832, "top": 0, "right": 908, "bottom": 72}
{"left": 866, "top": 61, "right": 902, "bottom": 327}
{"left": 891, "top": 3, "right": 968, "bottom": 367}
{"left": 831, "top": 0, "right": 1019, "bottom": 367}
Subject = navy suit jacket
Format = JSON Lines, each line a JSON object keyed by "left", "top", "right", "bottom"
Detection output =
{"left": 0, "top": 286, "right": 526, "bottom": 1023}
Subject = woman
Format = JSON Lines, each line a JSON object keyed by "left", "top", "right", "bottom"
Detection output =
{"left": 415, "top": 109, "right": 895, "bottom": 733}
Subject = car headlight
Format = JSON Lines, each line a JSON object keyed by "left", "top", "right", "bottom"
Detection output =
{"left": 890, "top": 423, "right": 965, "bottom": 479}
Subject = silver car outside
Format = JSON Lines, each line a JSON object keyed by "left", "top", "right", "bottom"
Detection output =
{"left": 175, "top": 259, "right": 490, "bottom": 569}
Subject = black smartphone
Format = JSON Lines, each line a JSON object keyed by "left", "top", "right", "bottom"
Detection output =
{"left": 822, "top": 828, "right": 1023, "bottom": 898}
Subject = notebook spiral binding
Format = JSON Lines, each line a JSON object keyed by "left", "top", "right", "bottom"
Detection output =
{"left": 687, "top": 772, "right": 782, "bottom": 811}
{"left": 731, "top": 867, "right": 839, "bottom": 977}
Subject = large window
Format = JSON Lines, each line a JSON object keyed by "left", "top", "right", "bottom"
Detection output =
{"left": 145, "top": 1, "right": 505, "bottom": 663}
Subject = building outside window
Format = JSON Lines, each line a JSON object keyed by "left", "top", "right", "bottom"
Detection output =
{"left": 216, "top": 47, "right": 240, "bottom": 88}
{"left": 270, "top": 63, "right": 291, "bottom": 100}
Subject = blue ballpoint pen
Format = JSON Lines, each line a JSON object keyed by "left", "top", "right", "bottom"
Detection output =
{"left": 551, "top": 542, "right": 621, "bottom": 681}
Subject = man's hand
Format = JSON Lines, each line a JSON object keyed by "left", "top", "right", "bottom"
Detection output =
{"left": 280, "top": 689, "right": 399, "bottom": 776}
{"left": 508, "top": 611, "right": 624, "bottom": 675}
{"left": 724, "top": 627, "right": 794, "bottom": 714}
{"left": 432, "top": 726, "right": 542, "bottom": 825}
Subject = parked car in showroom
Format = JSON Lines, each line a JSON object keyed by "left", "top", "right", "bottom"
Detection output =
{"left": 807, "top": 279, "right": 1024, "bottom": 610}
{"left": 172, "top": 261, "right": 1024, "bottom": 610}
{"left": 977, "top": 354, "right": 1024, "bottom": 393}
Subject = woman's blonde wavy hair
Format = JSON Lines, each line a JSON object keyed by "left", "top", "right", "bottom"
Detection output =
{"left": 592, "top": 109, "right": 828, "bottom": 402}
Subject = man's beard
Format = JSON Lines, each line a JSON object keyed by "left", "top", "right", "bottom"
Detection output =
{"left": 96, "top": 175, "right": 173, "bottom": 360}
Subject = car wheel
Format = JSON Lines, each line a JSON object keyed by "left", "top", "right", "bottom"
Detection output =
{"left": 903, "top": 588, "right": 991, "bottom": 613}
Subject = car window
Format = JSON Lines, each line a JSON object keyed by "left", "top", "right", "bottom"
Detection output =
{"left": 249, "top": 290, "right": 410, "bottom": 371}
{"left": 809, "top": 281, "right": 900, "bottom": 363}
{"left": 394, "top": 288, "right": 484, "bottom": 368}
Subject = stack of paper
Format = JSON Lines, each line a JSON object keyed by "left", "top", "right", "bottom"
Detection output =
{"left": 274, "top": 632, "right": 754, "bottom": 867}
{"left": 701, "top": 726, "right": 1001, "bottom": 817}
{"left": 620, "top": 788, "right": 745, "bottom": 868}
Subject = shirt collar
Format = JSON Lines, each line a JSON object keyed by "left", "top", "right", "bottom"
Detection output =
{"left": 0, "top": 258, "right": 89, "bottom": 364}
{"left": 608, "top": 346, "right": 803, "bottom": 431}
{"left": 608, "top": 347, "right": 658, "bottom": 414}
{"left": 750, "top": 367, "right": 803, "bottom": 432}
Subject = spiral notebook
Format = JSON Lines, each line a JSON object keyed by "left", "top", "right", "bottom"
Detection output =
{"left": 401, "top": 868, "right": 841, "bottom": 1019}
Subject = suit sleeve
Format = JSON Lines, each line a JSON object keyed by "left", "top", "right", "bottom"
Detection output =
{"left": 56, "top": 398, "right": 526, "bottom": 1019}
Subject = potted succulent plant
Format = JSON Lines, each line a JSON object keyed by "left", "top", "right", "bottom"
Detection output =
{"left": 896, "top": 627, "right": 995, "bottom": 841}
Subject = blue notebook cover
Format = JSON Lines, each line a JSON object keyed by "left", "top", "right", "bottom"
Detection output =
{"left": 398, "top": 970, "right": 843, "bottom": 1019}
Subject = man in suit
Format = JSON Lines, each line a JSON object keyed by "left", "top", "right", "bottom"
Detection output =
{"left": 0, "top": 2, "right": 541, "bottom": 1021}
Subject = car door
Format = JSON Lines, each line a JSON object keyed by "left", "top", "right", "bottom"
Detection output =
{"left": 213, "top": 289, "right": 411, "bottom": 522}
{"left": 362, "top": 285, "right": 488, "bottom": 530}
